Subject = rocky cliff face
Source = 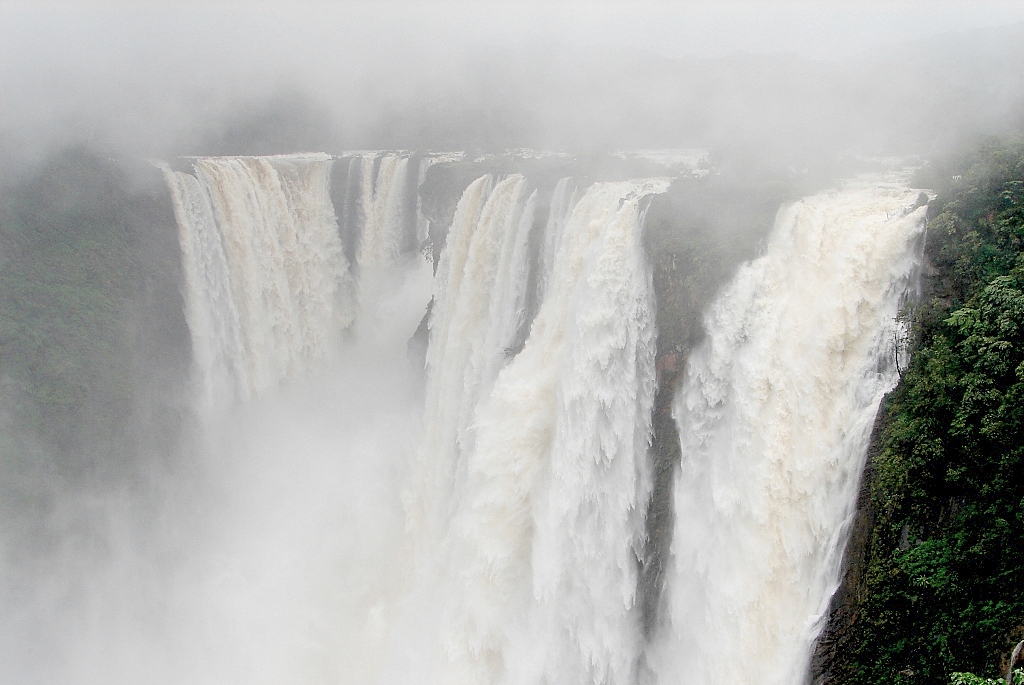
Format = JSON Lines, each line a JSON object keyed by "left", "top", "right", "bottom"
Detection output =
{"left": 809, "top": 408, "right": 887, "bottom": 685}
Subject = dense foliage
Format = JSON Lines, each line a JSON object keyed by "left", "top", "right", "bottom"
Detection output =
{"left": 0, "top": 147, "right": 189, "bottom": 541}
{"left": 951, "top": 669, "right": 1024, "bottom": 685}
{"left": 1, "top": 149, "right": 140, "bottom": 456}
{"left": 839, "top": 139, "right": 1024, "bottom": 685}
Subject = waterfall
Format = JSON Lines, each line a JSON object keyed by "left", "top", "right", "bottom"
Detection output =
{"left": 474, "top": 178, "right": 666, "bottom": 685}
{"left": 358, "top": 154, "right": 412, "bottom": 274}
{"left": 164, "top": 152, "right": 432, "bottom": 405}
{"left": 351, "top": 152, "right": 432, "bottom": 348}
{"left": 159, "top": 152, "right": 433, "bottom": 682}
{"left": 406, "top": 173, "right": 538, "bottom": 552}
{"left": 159, "top": 152, "right": 927, "bottom": 685}
{"left": 416, "top": 156, "right": 439, "bottom": 247}
{"left": 162, "top": 154, "right": 353, "bottom": 405}
{"left": 404, "top": 175, "right": 669, "bottom": 685}
{"left": 537, "top": 176, "right": 576, "bottom": 302}
{"left": 651, "top": 178, "right": 926, "bottom": 685}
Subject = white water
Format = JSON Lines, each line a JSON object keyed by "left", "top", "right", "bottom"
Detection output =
{"left": 146, "top": 161, "right": 927, "bottom": 685}
{"left": 409, "top": 177, "right": 667, "bottom": 685}
{"left": 146, "top": 153, "right": 434, "bottom": 684}
{"left": 470, "top": 178, "right": 666, "bottom": 685}
{"left": 538, "top": 176, "right": 576, "bottom": 302}
{"left": 651, "top": 178, "right": 926, "bottom": 685}
{"left": 357, "top": 154, "right": 410, "bottom": 273}
{"left": 158, "top": 158, "right": 672, "bottom": 684}
{"left": 416, "top": 156, "right": 439, "bottom": 247}
{"left": 406, "top": 173, "right": 538, "bottom": 552}
{"left": 162, "top": 154, "right": 354, "bottom": 405}
{"left": 352, "top": 153, "right": 434, "bottom": 349}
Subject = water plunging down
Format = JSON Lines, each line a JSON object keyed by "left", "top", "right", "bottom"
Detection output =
{"left": 403, "top": 175, "right": 669, "bottom": 685}
{"left": 162, "top": 154, "right": 354, "bottom": 406}
{"left": 158, "top": 155, "right": 928, "bottom": 685}
{"left": 651, "top": 178, "right": 926, "bottom": 685}
{"left": 162, "top": 152, "right": 433, "bottom": 404}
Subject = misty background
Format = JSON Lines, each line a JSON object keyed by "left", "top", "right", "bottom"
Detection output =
{"left": 2, "top": 1, "right": 1024, "bottom": 682}
{"left": 2, "top": 1, "right": 1024, "bottom": 168}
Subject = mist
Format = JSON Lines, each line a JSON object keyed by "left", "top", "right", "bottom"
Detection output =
{"left": 3, "top": 2, "right": 1024, "bottom": 164}
{"left": 2, "top": 2, "right": 1023, "bottom": 684}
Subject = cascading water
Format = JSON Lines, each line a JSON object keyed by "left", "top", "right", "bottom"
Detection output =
{"left": 158, "top": 154, "right": 927, "bottom": 685}
{"left": 537, "top": 176, "right": 577, "bottom": 302}
{"left": 397, "top": 174, "right": 668, "bottom": 685}
{"left": 466, "top": 178, "right": 667, "bottom": 685}
{"left": 650, "top": 178, "right": 926, "bottom": 685}
{"left": 155, "top": 152, "right": 433, "bottom": 684}
{"left": 351, "top": 152, "right": 434, "bottom": 348}
{"left": 357, "top": 154, "right": 411, "bottom": 273}
{"left": 163, "top": 151, "right": 432, "bottom": 400}
{"left": 416, "top": 156, "right": 439, "bottom": 247}
{"left": 161, "top": 154, "right": 354, "bottom": 405}
{"left": 406, "top": 173, "right": 538, "bottom": 550}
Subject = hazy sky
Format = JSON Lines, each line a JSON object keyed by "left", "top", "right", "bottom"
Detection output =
{"left": 5, "top": 1, "right": 1024, "bottom": 66}
{"left": 3, "top": 1, "right": 1023, "bottom": 157}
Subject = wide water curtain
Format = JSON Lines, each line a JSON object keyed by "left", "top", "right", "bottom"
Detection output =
{"left": 162, "top": 155, "right": 353, "bottom": 405}
{"left": 160, "top": 152, "right": 927, "bottom": 685}
{"left": 412, "top": 175, "right": 668, "bottom": 685}
{"left": 654, "top": 181, "right": 926, "bottom": 685}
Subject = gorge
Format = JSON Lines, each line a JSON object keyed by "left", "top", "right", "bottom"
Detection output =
{"left": 55, "top": 150, "right": 927, "bottom": 684}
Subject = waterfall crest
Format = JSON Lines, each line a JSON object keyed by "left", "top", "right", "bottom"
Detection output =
{"left": 652, "top": 178, "right": 926, "bottom": 685}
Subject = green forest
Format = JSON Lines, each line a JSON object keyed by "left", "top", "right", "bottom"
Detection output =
{"left": 836, "top": 139, "right": 1024, "bottom": 685}
{"left": 0, "top": 149, "right": 188, "bottom": 563}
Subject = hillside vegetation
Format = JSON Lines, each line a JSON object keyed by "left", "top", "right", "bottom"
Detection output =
{"left": 837, "top": 139, "right": 1024, "bottom": 685}
{"left": 0, "top": 148, "right": 189, "bottom": 567}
